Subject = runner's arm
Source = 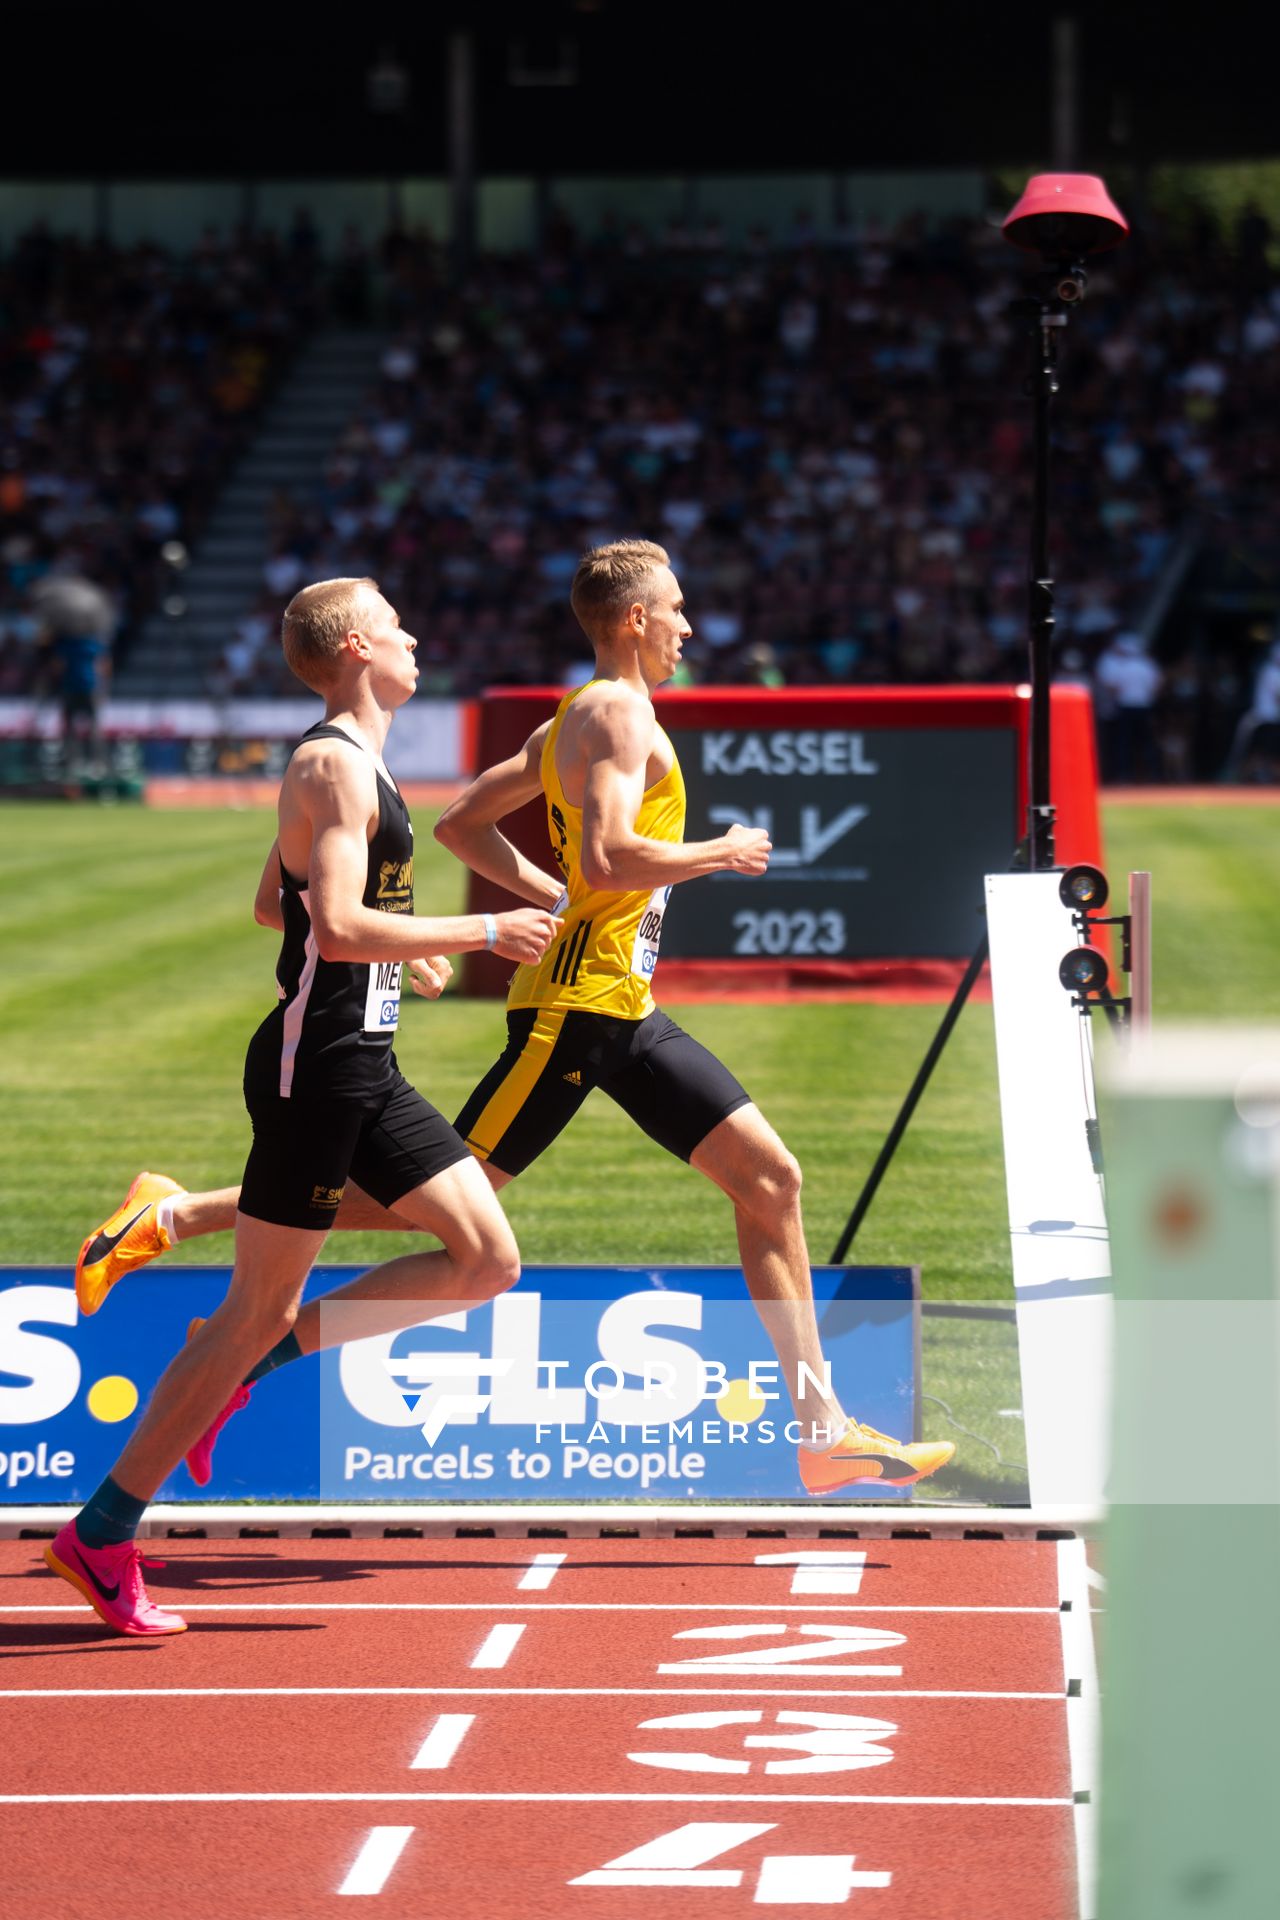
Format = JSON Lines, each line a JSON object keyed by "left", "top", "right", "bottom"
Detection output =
{"left": 579, "top": 698, "right": 771, "bottom": 890}
{"left": 298, "top": 747, "right": 560, "bottom": 964}
{"left": 434, "top": 722, "right": 568, "bottom": 909}
{"left": 252, "top": 838, "right": 286, "bottom": 931}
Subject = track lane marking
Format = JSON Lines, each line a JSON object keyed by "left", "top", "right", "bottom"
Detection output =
{"left": 470, "top": 1624, "right": 525, "bottom": 1669}
{"left": 754, "top": 1551, "right": 867, "bottom": 1595}
{"left": 410, "top": 1715, "right": 474, "bottom": 1769}
{"left": 0, "top": 1791, "right": 1075, "bottom": 1806}
{"left": 0, "top": 1687, "right": 1065, "bottom": 1700}
{"left": 517, "top": 1553, "right": 566, "bottom": 1590}
{"left": 337, "top": 1826, "right": 413, "bottom": 1896}
{"left": 0, "top": 1601, "right": 1060, "bottom": 1613}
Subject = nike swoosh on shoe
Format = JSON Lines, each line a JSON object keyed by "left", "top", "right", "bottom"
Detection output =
{"left": 71, "top": 1544, "right": 122, "bottom": 1603}
{"left": 80, "top": 1206, "right": 151, "bottom": 1268}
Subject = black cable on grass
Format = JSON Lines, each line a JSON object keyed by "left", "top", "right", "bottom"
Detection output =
{"left": 923, "top": 1392, "right": 1027, "bottom": 1474}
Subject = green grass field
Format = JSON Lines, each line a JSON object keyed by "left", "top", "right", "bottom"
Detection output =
{"left": 2, "top": 795, "right": 1276, "bottom": 1501}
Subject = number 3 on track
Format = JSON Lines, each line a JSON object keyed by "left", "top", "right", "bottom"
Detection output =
{"left": 569, "top": 1821, "right": 891, "bottom": 1903}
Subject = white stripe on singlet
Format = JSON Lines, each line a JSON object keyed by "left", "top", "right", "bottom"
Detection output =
{"left": 279, "top": 886, "right": 319, "bottom": 1099}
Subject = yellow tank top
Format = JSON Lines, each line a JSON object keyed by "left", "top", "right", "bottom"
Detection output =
{"left": 507, "top": 683, "right": 686, "bottom": 1020}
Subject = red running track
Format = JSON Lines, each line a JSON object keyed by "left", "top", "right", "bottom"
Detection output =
{"left": 0, "top": 1536, "right": 1089, "bottom": 1919}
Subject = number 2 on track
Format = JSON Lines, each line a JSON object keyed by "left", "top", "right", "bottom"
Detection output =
{"left": 657, "top": 1621, "right": 905, "bottom": 1677}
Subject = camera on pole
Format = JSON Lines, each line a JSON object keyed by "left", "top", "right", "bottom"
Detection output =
{"left": 1001, "top": 174, "right": 1129, "bottom": 873}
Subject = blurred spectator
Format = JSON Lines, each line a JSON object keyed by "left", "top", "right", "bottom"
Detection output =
{"left": 1094, "top": 632, "right": 1163, "bottom": 783}
{"left": 1153, "top": 651, "right": 1205, "bottom": 784}
{"left": 213, "top": 593, "right": 278, "bottom": 696}
{"left": 739, "top": 640, "right": 786, "bottom": 688}
{"left": 31, "top": 573, "right": 114, "bottom": 771}
{"left": 1232, "top": 639, "right": 1280, "bottom": 782}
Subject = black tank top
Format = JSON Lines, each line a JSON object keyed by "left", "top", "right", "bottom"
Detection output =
{"left": 265, "top": 722, "right": 415, "bottom": 1102}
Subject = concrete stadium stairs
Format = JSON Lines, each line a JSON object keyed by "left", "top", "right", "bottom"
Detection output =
{"left": 117, "top": 329, "right": 387, "bottom": 697}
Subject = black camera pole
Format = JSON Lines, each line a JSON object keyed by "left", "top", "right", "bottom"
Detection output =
{"left": 828, "top": 273, "right": 1083, "bottom": 1267}
{"left": 1022, "top": 275, "right": 1084, "bottom": 873}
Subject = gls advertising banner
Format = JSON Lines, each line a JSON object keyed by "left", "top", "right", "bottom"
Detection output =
{"left": 0, "top": 1266, "right": 918, "bottom": 1504}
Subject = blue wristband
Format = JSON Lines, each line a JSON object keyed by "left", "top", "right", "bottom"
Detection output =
{"left": 483, "top": 913, "right": 497, "bottom": 949}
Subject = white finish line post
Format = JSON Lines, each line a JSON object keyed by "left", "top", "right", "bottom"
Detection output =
{"left": 985, "top": 871, "right": 1112, "bottom": 1510}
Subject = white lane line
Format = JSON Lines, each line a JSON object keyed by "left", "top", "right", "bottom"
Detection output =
{"left": 409, "top": 1714, "right": 474, "bottom": 1770}
{"left": 1086, "top": 1565, "right": 1106, "bottom": 1592}
{"left": 337, "top": 1826, "right": 414, "bottom": 1896}
{"left": 0, "top": 1601, "right": 1057, "bottom": 1614}
{"left": 754, "top": 1551, "right": 867, "bottom": 1595}
{"left": 0, "top": 1686, "right": 1064, "bottom": 1701}
{"left": 517, "top": 1553, "right": 566, "bottom": 1590}
{"left": 0, "top": 1791, "right": 1074, "bottom": 1807}
{"left": 1058, "top": 1537, "right": 1101, "bottom": 1920}
{"left": 470, "top": 1624, "right": 525, "bottom": 1670}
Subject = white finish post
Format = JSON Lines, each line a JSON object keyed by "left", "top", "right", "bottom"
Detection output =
{"left": 1128, "top": 870, "right": 1151, "bottom": 1033}
{"left": 985, "top": 872, "right": 1112, "bottom": 1509}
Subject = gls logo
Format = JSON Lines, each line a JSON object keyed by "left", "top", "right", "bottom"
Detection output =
{"left": 339, "top": 1291, "right": 710, "bottom": 1433}
{"left": 0, "top": 1286, "right": 716, "bottom": 1437}
{"left": 0, "top": 1287, "right": 81, "bottom": 1423}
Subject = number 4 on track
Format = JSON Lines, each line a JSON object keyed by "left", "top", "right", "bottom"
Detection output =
{"left": 569, "top": 1823, "right": 891, "bottom": 1903}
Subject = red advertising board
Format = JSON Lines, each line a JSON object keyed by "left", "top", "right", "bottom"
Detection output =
{"left": 461, "top": 685, "right": 1102, "bottom": 995}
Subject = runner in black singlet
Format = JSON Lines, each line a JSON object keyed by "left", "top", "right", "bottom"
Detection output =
{"left": 237, "top": 719, "right": 466, "bottom": 1232}
{"left": 47, "top": 578, "right": 559, "bottom": 1637}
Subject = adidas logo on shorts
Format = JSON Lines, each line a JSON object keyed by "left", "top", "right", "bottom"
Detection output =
{"left": 562, "top": 1069, "right": 582, "bottom": 1085}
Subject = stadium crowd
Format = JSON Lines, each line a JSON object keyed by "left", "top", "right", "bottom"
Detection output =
{"left": 0, "top": 223, "right": 322, "bottom": 701}
{"left": 4, "top": 202, "right": 1280, "bottom": 781}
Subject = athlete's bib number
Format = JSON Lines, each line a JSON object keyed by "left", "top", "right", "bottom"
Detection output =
{"left": 630, "top": 885, "right": 672, "bottom": 980}
{"left": 363, "top": 960, "right": 402, "bottom": 1032}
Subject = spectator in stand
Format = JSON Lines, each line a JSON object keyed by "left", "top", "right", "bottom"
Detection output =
{"left": 1094, "top": 632, "right": 1164, "bottom": 784}
{"left": 214, "top": 594, "right": 278, "bottom": 696}
{"left": 1233, "top": 639, "right": 1280, "bottom": 783}
{"left": 31, "top": 574, "right": 114, "bottom": 773}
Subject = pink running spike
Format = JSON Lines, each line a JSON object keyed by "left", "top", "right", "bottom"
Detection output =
{"left": 44, "top": 1522, "right": 187, "bottom": 1637}
{"left": 185, "top": 1382, "right": 253, "bottom": 1488}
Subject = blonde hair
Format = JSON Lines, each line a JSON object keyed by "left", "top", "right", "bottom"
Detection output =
{"left": 570, "top": 539, "right": 670, "bottom": 642}
{"left": 281, "top": 577, "right": 379, "bottom": 691}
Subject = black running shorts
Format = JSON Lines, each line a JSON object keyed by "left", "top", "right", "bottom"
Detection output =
{"left": 454, "top": 1006, "right": 752, "bottom": 1178}
{"left": 240, "top": 1060, "right": 471, "bottom": 1231}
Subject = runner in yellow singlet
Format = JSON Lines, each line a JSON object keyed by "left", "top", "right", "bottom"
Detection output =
{"left": 75, "top": 542, "right": 955, "bottom": 1496}
{"left": 438, "top": 540, "right": 954, "bottom": 1493}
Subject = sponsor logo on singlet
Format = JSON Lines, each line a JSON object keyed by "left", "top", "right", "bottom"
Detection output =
{"left": 376, "top": 858, "right": 414, "bottom": 911}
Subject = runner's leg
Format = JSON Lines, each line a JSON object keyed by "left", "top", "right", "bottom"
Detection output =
{"left": 601, "top": 1013, "right": 846, "bottom": 1442}
{"left": 691, "top": 1103, "right": 845, "bottom": 1438}
{"left": 289, "top": 1154, "right": 519, "bottom": 1351}
{"left": 109, "top": 1214, "right": 324, "bottom": 1500}
{"left": 166, "top": 1181, "right": 416, "bottom": 1240}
